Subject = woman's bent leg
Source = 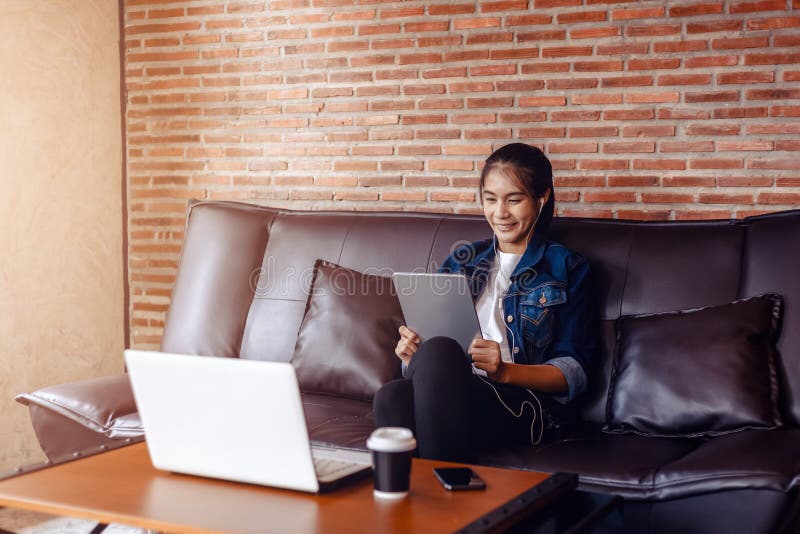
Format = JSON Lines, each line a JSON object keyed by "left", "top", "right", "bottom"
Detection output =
{"left": 373, "top": 378, "right": 415, "bottom": 433}
{"left": 407, "top": 337, "right": 479, "bottom": 462}
{"left": 375, "top": 337, "right": 539, "bottom": 462}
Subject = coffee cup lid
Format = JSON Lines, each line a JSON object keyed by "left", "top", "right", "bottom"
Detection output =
{"left": 367, "top": 427, "right": 417, "bottom": 453}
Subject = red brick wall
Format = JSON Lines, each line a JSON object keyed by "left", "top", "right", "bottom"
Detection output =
{"left": 124, "top": 0, "right": 800, "bottom": 348}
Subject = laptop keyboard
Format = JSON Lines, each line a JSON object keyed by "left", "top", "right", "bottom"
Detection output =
{"left": 311, "top": 448, "right": 371, "bottom": 482}
{"left": 313, "top": 457, "right": 361, "bottom": 479}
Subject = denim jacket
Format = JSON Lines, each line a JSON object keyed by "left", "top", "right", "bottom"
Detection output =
{"left": 438, "top": 233, "right": 597, "bottom": 403}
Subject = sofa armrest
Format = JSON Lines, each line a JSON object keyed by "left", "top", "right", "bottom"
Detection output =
{"left": 16, "top": 374, "right": 142, "bottom": 439}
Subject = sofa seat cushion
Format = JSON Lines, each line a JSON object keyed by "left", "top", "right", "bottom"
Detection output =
{"left": 652, "top": 429, "right": 800, "bottom": 499}
{"left": 479, "top": 429, "right": 800, "bottom": 501}
{"left": 475, "top": 433, "right": 697, "bottom": 499}
{"left": 301, "top": 393, "right": 374, "bottom": 450}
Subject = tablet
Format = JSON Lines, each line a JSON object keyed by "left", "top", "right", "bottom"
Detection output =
{"left": 391, "top": 272, "right": 481, "bottom": 355}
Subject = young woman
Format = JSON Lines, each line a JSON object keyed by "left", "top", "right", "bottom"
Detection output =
{"left": 373, "top": 143, "right": 597, "bottom": 463}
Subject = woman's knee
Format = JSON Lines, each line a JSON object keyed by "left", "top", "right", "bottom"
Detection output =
{"left": 419, "top": 336, "right": 464, "bottom": 356}
{"left": 411, "top": 336, "right": 470, "bottom": 377}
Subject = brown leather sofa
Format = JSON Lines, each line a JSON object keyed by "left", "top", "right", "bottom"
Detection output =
{"left": 16, "top": 200, "right": 800, "bottom": 533}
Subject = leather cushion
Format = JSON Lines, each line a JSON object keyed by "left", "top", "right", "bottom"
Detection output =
{"left": 604, "top": 293, "right": 783, "bottom": 438}
{"left": 291, "top": 259, "right": 404, "bottom": 401}
{"left": 302, "top": 392, "right": 374, "bottom": 450}
{"left": 15, "top": 375, "right": 141, "bottom": 439}
{"left": 476, "top": 431, "right": 697, "bottom": 499}
{"left": 652, "top": 428, "right": 800, "bottom": 498}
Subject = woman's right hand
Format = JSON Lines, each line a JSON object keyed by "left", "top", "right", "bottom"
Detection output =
{"left": 395, "top": 325, "right": 421, "bottom": 366}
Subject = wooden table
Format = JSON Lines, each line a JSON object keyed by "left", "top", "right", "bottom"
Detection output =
{"left": 0, "top": 443, "right": 575, "bottom": 534}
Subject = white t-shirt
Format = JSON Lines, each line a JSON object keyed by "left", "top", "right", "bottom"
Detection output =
{"left": 475, "top": 250, "right": 522, "bottom": 363}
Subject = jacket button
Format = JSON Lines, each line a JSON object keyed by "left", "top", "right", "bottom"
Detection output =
{"left": 513, "top": 347, "right": 520, "bottom": 354}
{"left": 539, "top": 295, "right": 547, "bottom": 304}
{"left": 506, "top": 315, "right": 514, "bottom": 323}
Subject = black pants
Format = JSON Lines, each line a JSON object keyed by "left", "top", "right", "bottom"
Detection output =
{"left": 373, "top": 337, "right": 546, "bottom": 463}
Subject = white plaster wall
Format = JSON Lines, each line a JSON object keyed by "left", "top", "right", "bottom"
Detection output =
{"left": 0, "top": 0, "right": 124, "bottom": 471}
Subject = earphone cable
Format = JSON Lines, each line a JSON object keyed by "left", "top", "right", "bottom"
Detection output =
{"left": 472, "top": 196, "right": 547, "bottom": 446}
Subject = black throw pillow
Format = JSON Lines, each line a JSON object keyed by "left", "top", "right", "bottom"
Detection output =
{"left": 291, "top": 259, "right": 404, "bottom": 401}
{"left": 604, "top": 294, "right": 783, "bottom": 438}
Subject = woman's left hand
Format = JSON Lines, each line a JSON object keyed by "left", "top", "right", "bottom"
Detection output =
{"left": 468, "top": 338, "right": 505, "bottom": 382}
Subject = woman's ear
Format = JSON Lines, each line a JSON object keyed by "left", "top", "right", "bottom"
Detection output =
{"left": 540, "top": 188, "right": 552, "bottom": 208}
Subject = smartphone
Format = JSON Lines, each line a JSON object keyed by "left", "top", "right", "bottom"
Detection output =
{"left": 433, "top": 467, "right": 486, "bottom": 491}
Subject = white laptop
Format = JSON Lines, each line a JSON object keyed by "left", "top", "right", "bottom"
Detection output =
{"left": 124, "top": 350, "right": 371, "bottom": 493}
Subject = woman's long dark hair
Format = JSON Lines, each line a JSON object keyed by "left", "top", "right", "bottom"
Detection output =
{"left": 479, "top": 143, "right": 555, "bottom": 235}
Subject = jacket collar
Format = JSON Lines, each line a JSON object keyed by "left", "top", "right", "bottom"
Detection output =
{"left": 468, "top": 232, "right": 547, "bottom": 284}
{"left": 508, "top": 232, "right": 547, "bottom": 278}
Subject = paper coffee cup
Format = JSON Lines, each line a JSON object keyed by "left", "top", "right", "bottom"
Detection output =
{"left": 367, "top": 427, "right": 417, "bottom": 499}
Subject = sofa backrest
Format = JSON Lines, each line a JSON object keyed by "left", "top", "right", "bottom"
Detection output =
{"left": 551, "top": 220, "right": 747, "bottom": 422}
{"left": 161, "top": 201, "right": 800, "bottom": 426}
{"left": 739, "top": 212, "right": 800, "bottom": 426}
{"left": 160, "top": 201, "right": 274, "bottom": 359}
{"left": 238, "top": 212, "right": 491, "bottom": 364}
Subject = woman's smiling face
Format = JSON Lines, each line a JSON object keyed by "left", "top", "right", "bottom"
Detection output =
{"left": 481, "top": 167, "right": 548, "bottom": 254}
